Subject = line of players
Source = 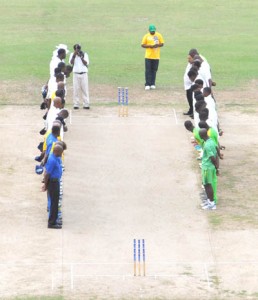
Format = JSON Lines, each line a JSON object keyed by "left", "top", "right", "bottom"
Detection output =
{"left": 183, "top": 48, "right": 225, "bottom": 210}
{"left": 35, "top": 44, "right": 71, "bottom": 229}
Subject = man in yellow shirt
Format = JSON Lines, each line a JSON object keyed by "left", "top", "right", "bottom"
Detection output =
{"left": 141, "top": 24, "right": 164, "bottom": 90}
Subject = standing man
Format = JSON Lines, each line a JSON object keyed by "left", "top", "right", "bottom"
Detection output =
{"left": 199, "top": 128, "right": 219, "bottom": 210}
{"left": 42, "top": 144, "right": 64, "bottom": 229}
{"left": 50, "top": 48, "right": 67, "bottom": 78}
{"left": 69, "top": 44, "right": 90, "bottom": 109}
{"left": 141, "top": 24, "right": 164, "bottom": 90}
{"left": 183, "top": 54, "right": 194, "bottom": 116}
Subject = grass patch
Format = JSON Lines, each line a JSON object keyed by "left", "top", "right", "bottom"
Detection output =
{"left": 0, "top": 0, "right": 258, "bottom": 89}
{"left": 210, "top": 275, "right": 221, "bottom": 288}
{"left": 208, "top": 214, "right": 223, "bottom": 228}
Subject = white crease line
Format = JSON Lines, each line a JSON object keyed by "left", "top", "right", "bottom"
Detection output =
{"left": 173, "top": 108, "right": 178, "bottom": 125}
{"left": 204, "top": 263, "right": 211, "bottom": 289}
{"left": 69, "top": 109, "right": 72, "bottom": 125}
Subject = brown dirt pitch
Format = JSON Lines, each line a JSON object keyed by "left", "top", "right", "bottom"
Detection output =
{"left": 0, "top": 81, "right": 258, "bottom": 300}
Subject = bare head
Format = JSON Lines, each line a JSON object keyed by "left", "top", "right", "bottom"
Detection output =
{"left": 51, "top": 125, "right": 60, "bottom": 137}
{"left": 184, "top": 120, "right": 194, "bottom": 132}
{"left": 195, "top": 100, "right": 206, "bottom": 113}
{"left": 55, "top": 141, "right": 67, "bottom": 151}
{"left": 203, "top": 87, "right": 212, "bottom": 97}
{"left": 193, "top": 55, "right": 203, "bottom": 62}
{"left": 52, "top": 120, "right": 61, "bottom": 127}
{"left": 57, "top": 81, "right": 65, "bottom": 90}
{"left": 57, "top": 48, "right": 66, "bottom": 60}
{"left": 187, "top": 69, "right": 198, "bottom": 82}
{"left": 199, "top": 108, "right": 209, "bottom": 121}
{"left": 188, "top": 48, "right": 199, "bottom": 58}
{"left": 58, "top": 109, "right": 69, "bottom": 119}
{"left": 198, "top": 121, "right": 209, "bottom": 130}
{"left": 53, "top": 97, "right": 62, "bottom": 108}
{"left": 199, "top": 128, "right": 208, "bottom": 140}
{"left": 53, "top": 144, "right": 63, "bottom": 157}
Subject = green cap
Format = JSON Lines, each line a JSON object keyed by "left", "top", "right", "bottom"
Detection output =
{"left": 149, "top": 24, "right": 156, "bottom": 32}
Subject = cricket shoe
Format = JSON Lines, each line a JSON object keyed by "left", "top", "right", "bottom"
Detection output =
{"left": 202, "top": 200, "right": 216, "bottom": 210}
{"left": 150, "top": 85, "right": 156, "bottom": 89}
{"left": 145, "top": 86, "right": 150, "bottom": 90}
{"left": 200, "top": 199, "right": 209, "bottom": 207}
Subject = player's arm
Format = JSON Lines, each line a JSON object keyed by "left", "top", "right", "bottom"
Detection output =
{"left": 210, "top": 155, "right": 219, "bottom": 170}
{"left": 153, "top": 43, "right": 164, "bottom": 48}
{"left": 70, "top": 52, "right": 76, "bottom": 65}
{"left": 141, "top": 35, "right": 151, "bottom": 48}
{"left": 42, "top": 172, "right": 50, "bottom": 191}
{"left": 216, "top": 145, "right": 223, "bottom": 159}
{"left": 141, "top": 43, "right": 152, "bottom": 48}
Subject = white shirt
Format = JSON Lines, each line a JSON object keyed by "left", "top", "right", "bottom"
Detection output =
{"left": 206, "top": 108, "right": 218, "bottom": 133}
{"left": 46, "top": 106, "right": 60, "bottom": 131}
{"left": 199, "top": 61, "right": 212, "bottom": 87}
{"left": 69, "top": 52, "right": 89, "bottom": 73}
{"left": 47, "top": 76, "right": 57, "bottom": 99}
{"left": 50, "top": 56, "right": 63, "bottom": 78}
{"left": 195, "top": 74, "right": 207, "bottom": 88}
{"left": 183, "top": 63, "right": 193, "bottom": 90}
{"left": 205, "top": 95, "right": 216, "bottom": 111}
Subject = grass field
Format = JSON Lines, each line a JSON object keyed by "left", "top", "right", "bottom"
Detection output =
{"left": 0, "top": 0, "right": 258, "bottom": 88}
{"left": 1, "top": 1, "right": 258, "bottom": 299}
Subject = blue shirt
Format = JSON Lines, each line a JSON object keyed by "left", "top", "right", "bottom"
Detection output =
{"left": 46, "top": 133, "right": 58, "bottom": 156}
{"left": 45, "top": 153, "right": 62, "bottom": 179}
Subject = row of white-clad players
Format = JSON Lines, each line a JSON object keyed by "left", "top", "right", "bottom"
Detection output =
{"left": 46, "top": 43, "right": 90, "bottom": 110}
{"left": 183, "top": 48, "right": 220, "bottom": 135}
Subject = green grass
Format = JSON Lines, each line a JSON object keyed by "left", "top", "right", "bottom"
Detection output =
{"left": 0, "top": 0, "right": 258, "bottom": 88}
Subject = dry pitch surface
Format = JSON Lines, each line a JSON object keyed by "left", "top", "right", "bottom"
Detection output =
{"left": 0, "top": 84, "right": 258, "bottom": 300}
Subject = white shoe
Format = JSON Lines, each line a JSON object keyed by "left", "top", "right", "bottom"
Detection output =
{"left": 145, "top": 86, "right": 150, "bottom": 90}
{"left": 150, "top": 85, "right": 156, "bottom": 89}
{"left": 200, "top": 199, "right": 209, "bottom": 207}
{"left": 202, "top": 200, "right": 216, "bottom": 210}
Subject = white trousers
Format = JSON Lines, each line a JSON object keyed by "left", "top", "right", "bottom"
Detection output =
{"left": 73, "top": 73, "right": 89, "bottom": 107}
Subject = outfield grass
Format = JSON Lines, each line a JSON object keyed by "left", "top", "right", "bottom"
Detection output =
{"left": 0, "top": 0, "right": 258, "bottom": 89}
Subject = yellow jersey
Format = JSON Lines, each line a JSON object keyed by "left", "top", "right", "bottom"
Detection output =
{"left": 141, "top": 32, "right": 164, "bottom": 59}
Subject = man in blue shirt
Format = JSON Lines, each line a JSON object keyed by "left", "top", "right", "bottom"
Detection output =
{"left": 42, "top": 124, "right": 61, "bottom": 167}
{"left": 42, "top": 144, "right": 63, "bottom": 229}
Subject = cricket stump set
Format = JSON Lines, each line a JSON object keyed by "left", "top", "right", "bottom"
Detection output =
{"left": 118, "top": 87, "right": 129, "bottom": 117}
{"left": 134, "top": 239, "right": 146, "bottom": 276}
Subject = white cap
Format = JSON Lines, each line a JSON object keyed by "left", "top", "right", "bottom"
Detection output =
{"left": 56, "top": 44, "right": 69, "bottom": 54}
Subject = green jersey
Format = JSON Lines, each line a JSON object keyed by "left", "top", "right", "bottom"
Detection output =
{"left": 202, "top": 138, "right": 217, "bottom": 170}
{"left": 208, "top": 128, "right": 218, "bottom": 146}
{"left": 193, "top": 128, "right": 204, "bottom": 147}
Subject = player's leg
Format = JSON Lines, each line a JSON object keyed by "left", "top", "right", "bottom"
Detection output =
{"left": 145, "top": 58, "right": 152, "bottom": 89}
{"left": 81, "top": 73, "right": 90, "bottom": 108}
{"left": 73, "top": 73, "right": 80, "bottom": 108}
{"left": 150, "top": 59, "right": 159, "bottom": 87}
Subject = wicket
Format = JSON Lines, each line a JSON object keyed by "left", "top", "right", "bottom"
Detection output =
{"left": 118, "top": 87, "right": 129, "bottom": 117}
{"left": 133, "top": 239, "right": 146, "bottom": 276}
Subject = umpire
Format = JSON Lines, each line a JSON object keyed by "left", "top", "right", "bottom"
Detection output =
{"left": 42, "top": 144, "right": 63, "bottom": 229}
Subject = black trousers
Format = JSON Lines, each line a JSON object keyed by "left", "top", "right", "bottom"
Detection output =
{"left": 186, "top": 88, "right": 193, "bottom": 114}
{"left": 48, "top": 180, "right": 60, "bottom": 225}
{"left": 145, "top": 58, "right": 159, "bottom": 86}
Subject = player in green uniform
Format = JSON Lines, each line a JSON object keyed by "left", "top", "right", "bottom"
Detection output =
{"left": 184, "top": 120, "right": 204, "bottom": 147}
{"left": 199, "top": 128, "right": 219, "bottom": 210}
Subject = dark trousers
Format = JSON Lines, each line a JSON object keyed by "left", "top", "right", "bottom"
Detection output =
{"left": 145, "top": 58, "right": 159, "bottom": 86}
{"left": 186, "top": 88, "right": 193, "bottom": 114}
{"left": 48, "top": 180, "right": 60, "bottom": 225}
